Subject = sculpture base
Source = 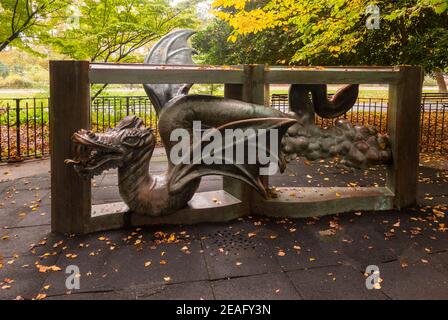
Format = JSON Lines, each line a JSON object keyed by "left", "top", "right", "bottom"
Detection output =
{"left": 86, "top": 190, "right": 249, "bottom": 232}
{"left": 83, "top": 187, "right": 394, "bottom": 233}
{"left": 252, "top": 186, "right": 394, "bottom": 218}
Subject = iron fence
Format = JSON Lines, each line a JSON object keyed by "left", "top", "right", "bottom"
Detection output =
{"left": 272, "top": 92, "right": 448, "bottom": 154}
{"left": 0, "top": 93, "right": 447, "bottom": 162}
{"left": 0, "top": 98, "right": 49, "bottom": 162}
{"left": 91, "top": 96, "right": 159, "bottom": 140}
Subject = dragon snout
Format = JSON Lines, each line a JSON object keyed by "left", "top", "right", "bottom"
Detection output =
{"left": 65, "top": 129, "right": 125, "bottom": 178}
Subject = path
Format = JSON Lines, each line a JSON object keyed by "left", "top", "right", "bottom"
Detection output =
{"left": 0, "top": 154, "right": 447, "bottom": 300}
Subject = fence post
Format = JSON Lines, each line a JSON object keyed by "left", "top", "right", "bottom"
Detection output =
{"left": 223, "top": 64, "right": 268, "bottom": 202}
{"left": 15, "top": 99, "right": 21, "bottom": 160}
{"left": 386, "top": 66, "right": 423, "bottom": 208}
{"left": 50, "top": 61, "right": 91, "bottom": 233}
{"left": 126, "top": 96, "right": 130, "bottom": 115}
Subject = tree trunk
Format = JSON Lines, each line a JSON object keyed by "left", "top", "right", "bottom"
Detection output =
{"left": 434, "top": 70, "right": 447, "bottom": 93}
{"left": 91, "top": 83, "right": 109, "bottom": 100}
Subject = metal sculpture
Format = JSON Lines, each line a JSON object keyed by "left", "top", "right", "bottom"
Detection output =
{"left": 66, "top": 29, "right": 391, "bottom": 217}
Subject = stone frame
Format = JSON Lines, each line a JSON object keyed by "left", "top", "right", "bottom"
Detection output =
{"left": 49, "top": 61, "right": 422, "bottom": 233}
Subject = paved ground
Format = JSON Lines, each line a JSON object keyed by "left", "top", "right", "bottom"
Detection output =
{"left": 0, "top": 152, "right": 447, "bottom": 300}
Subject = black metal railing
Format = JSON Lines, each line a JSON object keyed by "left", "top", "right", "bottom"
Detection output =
{"left": 91, "top": 96, "right": 159, "bottom": 139}
{"left": 271, "top": 94, "right": 390, "bottom": 133}
{"left": 0, "top": 93, "right": 447, "bottom": 162}
{"left": 0, "top": 98, "right": 50, "bottom": 162}
{"left": 272, "top": 92, "right": 448, "bottom": 154}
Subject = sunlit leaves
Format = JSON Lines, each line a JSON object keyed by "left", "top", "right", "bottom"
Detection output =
{"left": 42, "top": 0, "right": 199, "bottom": 62}
{"left": 211, "top": 0, "right": 448, "bottom": 69}
{"left": 0, "top": 0, "right": 65, "bottom": 52}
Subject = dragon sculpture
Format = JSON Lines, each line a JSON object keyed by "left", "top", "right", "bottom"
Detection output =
{"left": 66, "top": 29, "right": 391, "bottom": 217}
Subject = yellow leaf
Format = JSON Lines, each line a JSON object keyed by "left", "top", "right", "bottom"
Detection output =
{"left": 433, "top": 209, "right": 445, "bottom": 218}
{"left": 35, "top": 293, "right": 47, "bottom": 300}
{"left": 227, "top": 35, "right": 237, "bottom": 43}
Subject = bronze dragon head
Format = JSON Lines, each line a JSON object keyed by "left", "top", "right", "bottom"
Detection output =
{"left": 65, "top": 116, "right": 155, "bottom": 178}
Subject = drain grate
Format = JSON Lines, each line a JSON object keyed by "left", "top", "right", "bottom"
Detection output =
{"left": 207, "top": 229, "right": 258, "bottom": 252}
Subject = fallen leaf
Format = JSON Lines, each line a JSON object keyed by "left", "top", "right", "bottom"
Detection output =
{"left": 373, "top": 283, "right": 381, "bottom": 289}
{"left": 433, "top": 209, "right": 445, "bottom": 218}
{"left": 35, "top": 293, "right": 46, "bottom": 300}
{"left": 319, "top": 229, "right": 336, "bottom": 237}
{"left": 38, "top": 265, "right": 62, "bottom": 273}
{"left": 3, "top": 278, "right": 14, "bottom": 284}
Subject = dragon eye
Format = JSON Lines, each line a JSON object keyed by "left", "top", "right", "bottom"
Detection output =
{"left": 123, "top": 135, "right": 140, "bottom": 146}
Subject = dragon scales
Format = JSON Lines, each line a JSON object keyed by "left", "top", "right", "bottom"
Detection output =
{"left": 66, "top": 30, "right": 392, "bottom": 217}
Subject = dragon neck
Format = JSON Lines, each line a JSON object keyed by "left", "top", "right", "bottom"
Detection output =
{"left": 118, "top": 145, "right": 155, "bottom": 212}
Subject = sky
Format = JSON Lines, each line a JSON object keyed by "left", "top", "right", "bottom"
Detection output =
{"left": 170, "top": 0, "right": 213, "bottom": 20}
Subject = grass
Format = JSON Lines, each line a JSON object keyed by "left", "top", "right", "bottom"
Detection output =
{"left": 0, "top": 82, "right": 442, "bottom": 100}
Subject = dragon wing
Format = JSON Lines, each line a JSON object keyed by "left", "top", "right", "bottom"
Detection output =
{"left": 167, "top": 117, "right": 297, "bottom": 198}
{"left": 143, "top": 29, "right": 196, "bottom": 114}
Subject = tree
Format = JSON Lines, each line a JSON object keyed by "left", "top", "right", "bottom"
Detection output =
{"left": 192, "top": 19, "right": 297, "bottom": 65}
{"left": 42, "top": 0, "right": 199, "bottom": 97}
{"left": 0, "top": 61, "right": 8, "bottom": 77}
{"left": 0, "top": 0, "right": 64, "bottom": 52}
{"left": 211, "top": 0, "right": 448, "bottom": 91}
